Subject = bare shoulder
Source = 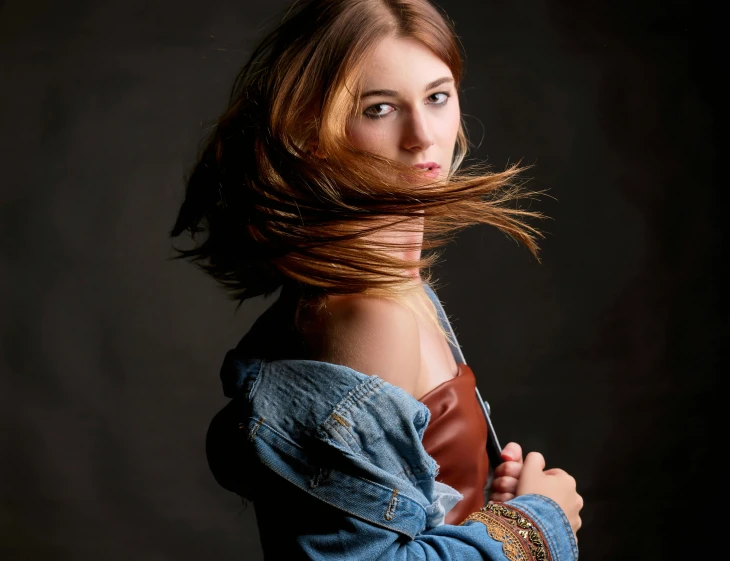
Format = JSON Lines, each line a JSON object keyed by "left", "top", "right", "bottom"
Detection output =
{"left": 303, "top": 294, "right": 421, "bottom": 396}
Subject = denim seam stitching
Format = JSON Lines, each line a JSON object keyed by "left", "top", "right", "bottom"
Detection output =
{"left": 246, "top": 359, "right": 265, "bottom": 402}
{"left": 384, "top": 488, "right": 399, "bottom": 521}
{"left": 335, "top": 377, "right": 385, "bottom": 412}
{"left": 320, "top": 377, "right": 386, "bottom": 453}
{"left": 248, "top": 417, "right": 264, "bottom": 442}
{"left": 325, "top": 416, "right": 360, "bottom": 452}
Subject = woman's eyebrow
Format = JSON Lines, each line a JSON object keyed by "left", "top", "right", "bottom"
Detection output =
{"left": 361, "top": 76, "right": 454, "bottom": 98}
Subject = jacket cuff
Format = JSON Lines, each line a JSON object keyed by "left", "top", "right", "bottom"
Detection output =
{"left": 460, "top": 495, "right": 577, "bottom": 561}
{"left": 506, "top": 495, "right": 578, "bottom": 561}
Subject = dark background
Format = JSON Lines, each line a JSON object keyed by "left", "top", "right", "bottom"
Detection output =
{"left": 1, "top": 0, "right": 720, "bottom": 559}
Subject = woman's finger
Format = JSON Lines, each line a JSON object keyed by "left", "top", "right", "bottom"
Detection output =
{"left": 493, "top": 461, "right": 523, "bottom": 479}
{"left": 490, "top": 475, "right": 518, "bottom": 493}
{"left": 489, "top": 492, "right": 516, "bottom": 502}
{"left": 500, "top": 442, "right": 523, "bottom": 463}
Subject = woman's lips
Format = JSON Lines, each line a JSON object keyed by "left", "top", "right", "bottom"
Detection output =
{"left": 413, "top": 162, "right": 441, "bottom": 179}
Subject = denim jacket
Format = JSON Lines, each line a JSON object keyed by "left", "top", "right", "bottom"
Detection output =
{"left": 206, "top": 284, "right": 579, "bottom": 560}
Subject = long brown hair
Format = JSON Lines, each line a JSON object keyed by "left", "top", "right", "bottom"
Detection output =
{"left": 170, "top": 0, "right": 544, "bottom": 335}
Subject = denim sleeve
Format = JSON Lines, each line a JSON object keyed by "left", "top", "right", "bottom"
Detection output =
{"left": 339, "top": 496, "right": 576, "bottom": 561}
{"left": 257, "top": 489, "right": 577, "bottom": 561}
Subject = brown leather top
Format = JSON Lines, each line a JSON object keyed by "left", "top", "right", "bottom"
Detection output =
{"left": 419, "top": 363, "right": 489, "bottom": 525}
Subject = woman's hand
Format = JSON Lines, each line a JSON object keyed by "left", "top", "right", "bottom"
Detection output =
{"left": 489, "top": 442, "right": 524, "bottom": 502}
{"left": 516, "top": 452, "right": 583, "bottom": 536}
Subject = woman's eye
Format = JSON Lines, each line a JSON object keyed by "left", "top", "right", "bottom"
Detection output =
{"left": 428, "top": 92, "right": 450, "bottom": 105}
{"left": 363, "top": 103, "right": 395, "bottom": 119}
{"left": 363, "top": 92, "right": 450, "bottom": 119}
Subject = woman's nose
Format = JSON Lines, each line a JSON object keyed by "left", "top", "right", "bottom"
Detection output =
{"left": 402, "top": 110, "right": 435, "bottom": 152}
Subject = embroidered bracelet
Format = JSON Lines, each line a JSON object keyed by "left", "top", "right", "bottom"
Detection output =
{"left": 460, "top": 502, "right": 551, "bottom": 561}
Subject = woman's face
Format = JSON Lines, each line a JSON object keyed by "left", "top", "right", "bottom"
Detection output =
{"left": 347, "top": 36, "right": 461, "bottom": 181}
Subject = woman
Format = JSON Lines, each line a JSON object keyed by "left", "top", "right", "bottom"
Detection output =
{"left": 171, "top": 0, "right": 583, "bottom": 559}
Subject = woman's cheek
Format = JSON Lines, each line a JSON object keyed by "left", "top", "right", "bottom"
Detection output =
{"left": 347, "top": 119, "right": 371, "bottom": 150}
{"left": 439, "top": 97, "right": 460, "bottom": 137}
{"left": 348, "top": 127, "right": 378, "bottom": 153}
{"left": 348, "top": 116, "right": 397, "bottom": 154}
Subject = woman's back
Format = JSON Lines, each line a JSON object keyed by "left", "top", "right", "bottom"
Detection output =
{"left": 238, "top": 285, "right": 459, "bottom": 400}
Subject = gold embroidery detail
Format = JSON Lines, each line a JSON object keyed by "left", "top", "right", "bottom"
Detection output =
{"left": 462, "top": 511, "right": 531, "bottom": 561}
{"left": 461, "top": 503, "right": 551, "bottom": 561}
